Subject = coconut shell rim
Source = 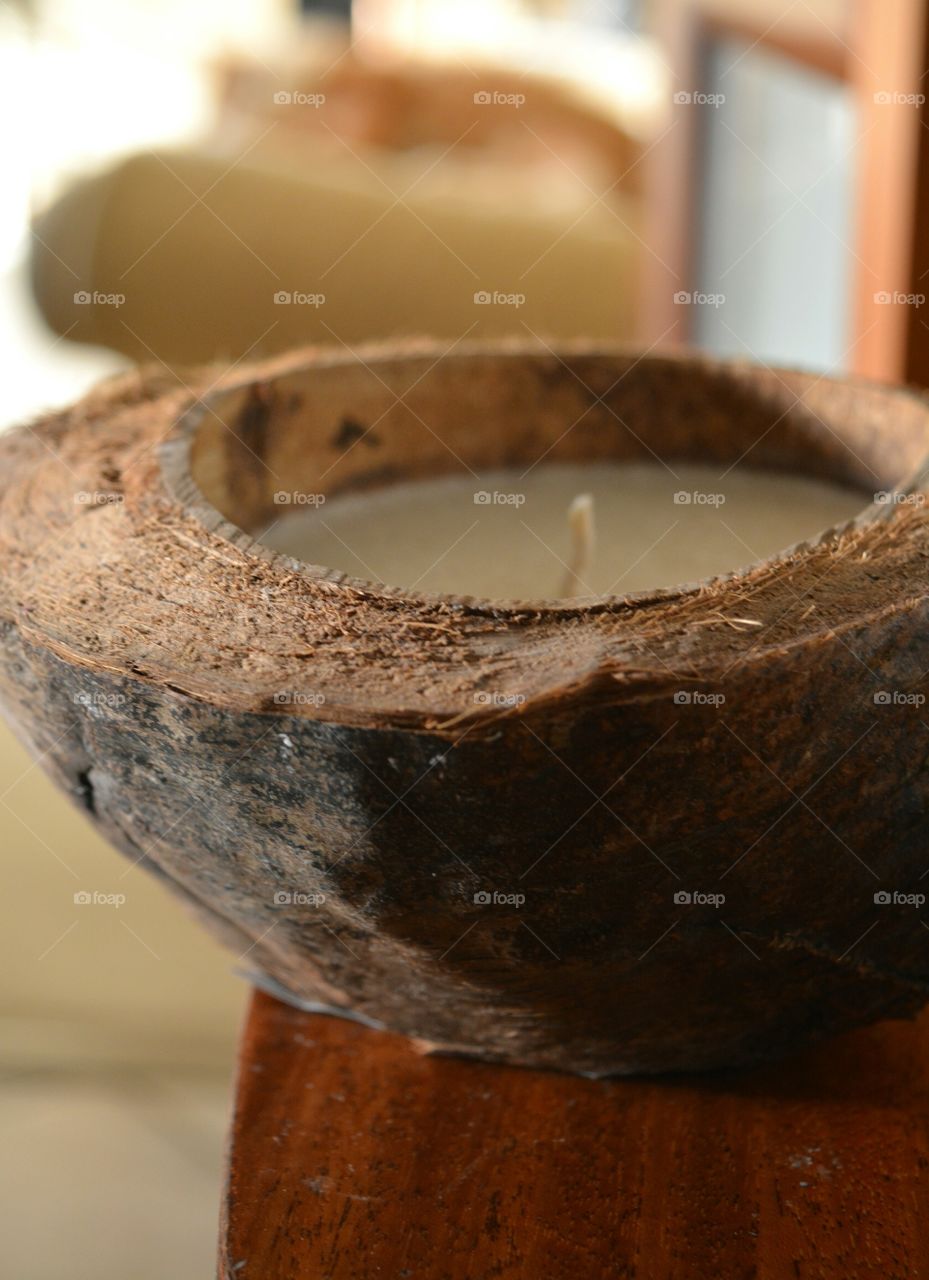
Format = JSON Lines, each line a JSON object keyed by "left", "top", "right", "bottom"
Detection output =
{"left": 4, "top": 338, "right": 929, "bottom": 733}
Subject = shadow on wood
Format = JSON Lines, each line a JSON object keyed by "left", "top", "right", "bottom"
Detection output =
{"left": 219, "top": 990, "right": 929, "bottom": 1279}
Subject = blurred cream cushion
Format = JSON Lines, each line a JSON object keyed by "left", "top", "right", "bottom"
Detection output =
{"left": 31, "top": 142, "right": 639, "bottom": 367}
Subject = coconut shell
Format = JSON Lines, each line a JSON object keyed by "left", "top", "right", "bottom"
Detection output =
{"left": 2, "top": 340, "right": 929, "bottom": 1075}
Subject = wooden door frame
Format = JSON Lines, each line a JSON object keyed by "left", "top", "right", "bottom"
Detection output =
{"left": 642, "top": 0, "right": 929, "bottom": 385}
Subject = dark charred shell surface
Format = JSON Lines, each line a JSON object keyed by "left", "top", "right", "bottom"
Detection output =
{"left": 3, "top": 341, "right": 929, "bottom": 1074}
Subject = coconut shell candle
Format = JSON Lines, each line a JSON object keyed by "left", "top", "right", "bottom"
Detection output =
{"left": 2, "top": 341, "right": 929, "bottom": 1075}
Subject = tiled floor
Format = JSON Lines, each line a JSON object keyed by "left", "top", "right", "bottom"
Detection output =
{"left": 1, "top": 1069, "right": 232, "bottom": 1280}
{"left": 0, "top": 707, "right": 246, "bottom": 1280}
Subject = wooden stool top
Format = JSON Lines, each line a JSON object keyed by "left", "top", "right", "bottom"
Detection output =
{"left": 220, "top": 991, "right": 929, "bottom": 1279}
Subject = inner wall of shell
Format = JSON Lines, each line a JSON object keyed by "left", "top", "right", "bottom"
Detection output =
{"left": 186, "top": 352, "right": 929, "bottom": 594}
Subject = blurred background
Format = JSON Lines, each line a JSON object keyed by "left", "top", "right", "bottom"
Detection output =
{"left": 2, "top": 0, "right": 928, "bottom": 1275}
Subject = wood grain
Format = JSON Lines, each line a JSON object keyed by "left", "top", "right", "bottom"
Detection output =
{"left": 220, "top": 990, "right": 929, "bottom": 1279}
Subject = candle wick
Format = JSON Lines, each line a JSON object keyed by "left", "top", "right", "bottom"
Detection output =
{"left": 560, "top": 493, "right": 595, "bottom": 598}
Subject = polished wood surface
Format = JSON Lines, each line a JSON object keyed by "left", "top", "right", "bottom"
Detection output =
{"left": 220, "top": 990, "right": 929, "bottom": 1279}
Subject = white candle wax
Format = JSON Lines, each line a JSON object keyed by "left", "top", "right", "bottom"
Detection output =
{"left": 261, "top": 462, "right": 865, "bottom": 599}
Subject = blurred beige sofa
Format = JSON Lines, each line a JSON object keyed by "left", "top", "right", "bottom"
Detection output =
{"left": 30, "top": 50, "right": 645, "bottom": 368}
